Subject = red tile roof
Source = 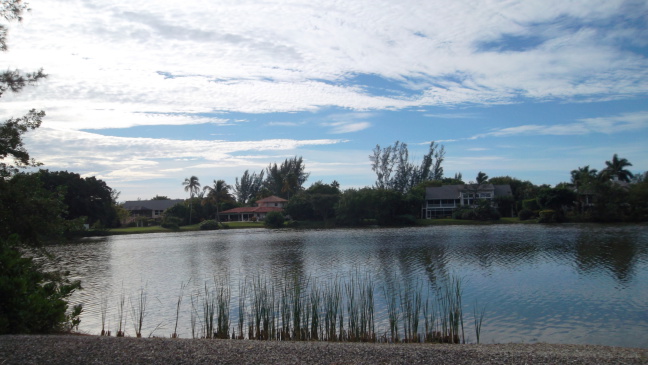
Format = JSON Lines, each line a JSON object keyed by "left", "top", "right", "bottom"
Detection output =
{"left": 256, "top": 195, "right": 288, "bottom": 203}
{"left": 219, "top": 206, "right": 283, "bottom": 214}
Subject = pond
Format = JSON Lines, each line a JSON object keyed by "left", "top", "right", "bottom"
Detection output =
{"left": 46, "top": 224, "right": 648, "bottom": 348}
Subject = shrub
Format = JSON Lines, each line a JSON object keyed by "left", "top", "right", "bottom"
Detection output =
{"left": 264, "top": 211, "right": 285, "bottom": 228}
{"left": 452, "top": 207, "right": 469, "bottom": 219}
{"left": 161, "top": 216, "right": 182, "bottom": 230}
{"left": 284, "top": 220, "right": 299, "bottom": 228}
{"left": 199, "top": 220, "right": 220, "bottom": 230}
{"left": 161, "top": 222, "right": 180, "bottom": 230}
{"left": 522, "top": 199, "right": 541, "bottom": 212}
{"left": 483, "top": 209, "right": 501, "bottom": 220}
{"left": 518, "top": 208, "right": 535, "bottom": 221}
{"left": 473, "top": 201, "right": 500, "bottom": 220}
{"left": 393, "top": 214, "right": 417, "bottom": 226}
{"left": 538, "top": 209, "right": 561, "bottom": 223}
{"left": 0, "top": 238, "right": 82, "bottom": 334}
{"left": 461, "top": 210, "right": 477, "bottom": 220}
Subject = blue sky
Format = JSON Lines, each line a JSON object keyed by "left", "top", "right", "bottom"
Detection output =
{"left": 2, "top": 0, "right": 647, "bottom": 200}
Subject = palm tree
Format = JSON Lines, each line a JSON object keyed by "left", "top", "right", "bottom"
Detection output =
{"left": 182, "top": 176, "right": 200, "bottom": 224}
{"left": 571, "top": 165, "right": 598, "bottom": 191}
{"left": 476, "top": 171, "right": 488, "bottom": 185}
{"left": 571, "top": 166, "right": 599, "bottom": 213}
{"left": 203, "top": 179, "right": 232, "bottom": 222}
{"left": 602, "top": 154, "right": 634, "bottom": 182}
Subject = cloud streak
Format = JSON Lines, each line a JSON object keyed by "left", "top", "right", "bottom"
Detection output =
{"left": 2, "top": 0, "right": 645, "bottom": 131}
{"left": 473, "top": 111, "right": 648, "bottom": 139}
{"left": 25, "top": 128, "right": 345, "bottom": 180}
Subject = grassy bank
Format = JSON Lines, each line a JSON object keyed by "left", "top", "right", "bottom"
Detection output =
{"left": 416, "top": 217, "right": 536, "bottom": 226}
{"left": 107, "top": 221, "right": 265, "bottom": 235}
{"left": 99, "top": 217, "right": 534, "bottom": 236}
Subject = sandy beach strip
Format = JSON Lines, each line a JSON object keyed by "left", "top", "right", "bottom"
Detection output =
{"left": 1, "top": 335, "right": 646, "bottom": 364}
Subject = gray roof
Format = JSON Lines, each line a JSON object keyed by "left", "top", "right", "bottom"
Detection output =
{"left": 425, "top": 184, "right": 512, "bottom": 200}
{"left": 123, "top": 199, "right": 184, "bottom": 211}
{"left": 425, "top": 185, "right": 462, "bottom": 200}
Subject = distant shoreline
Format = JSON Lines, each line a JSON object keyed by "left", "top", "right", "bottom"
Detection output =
{"left": 83, "top": 218, "right": 646, "bottom": 237}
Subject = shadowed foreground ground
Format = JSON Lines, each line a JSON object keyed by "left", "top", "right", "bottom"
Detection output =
{"left": 0, "top": 335, "right": 646, "bottom": 364}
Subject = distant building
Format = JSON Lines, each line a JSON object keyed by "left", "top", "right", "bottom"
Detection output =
{"left": 219, "top": 195, "right": 288, "bottom": 221}
{"left": 123, "top": 199, "right": 184, "bottom": 220}
{"left": 422, "top": 184, "right": 513, "bottom": 218}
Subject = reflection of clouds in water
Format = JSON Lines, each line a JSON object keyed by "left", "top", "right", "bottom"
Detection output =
{"left": 44, "top": 225, "right": 648, "bottom": 347}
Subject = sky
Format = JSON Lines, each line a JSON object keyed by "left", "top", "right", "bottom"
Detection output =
{"left": 2, "top": 0, "right": 647, "bottom": 201}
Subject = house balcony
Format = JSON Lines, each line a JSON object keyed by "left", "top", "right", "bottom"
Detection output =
{"left": 426, "top": 204, "right": 458, "bottom": 208}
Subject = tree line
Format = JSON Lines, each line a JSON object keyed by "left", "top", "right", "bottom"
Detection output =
{"left": 164, "top": 139, "right": 647, "bottom": 227}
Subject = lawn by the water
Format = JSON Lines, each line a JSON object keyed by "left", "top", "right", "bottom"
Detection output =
{"left": 105, "top": 217, "right": 532, "bottom": 235}
{"left": 107, "top": 221, "right": 264, "bottom": 235}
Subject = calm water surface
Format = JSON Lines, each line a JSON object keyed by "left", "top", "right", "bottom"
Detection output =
{"left": 47, "top": 224, "right": 648, "bottom": 348}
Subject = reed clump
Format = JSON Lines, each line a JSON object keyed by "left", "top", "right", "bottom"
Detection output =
{"left": 96, "top": 272, "right": 482, "bottom": 344}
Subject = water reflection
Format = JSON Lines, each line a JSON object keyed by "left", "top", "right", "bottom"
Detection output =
{"left": 46, "top": 224, "right": 648, "bottom": 348}
{"left": 574, "top": 231, "right": 641, "bottom": 284}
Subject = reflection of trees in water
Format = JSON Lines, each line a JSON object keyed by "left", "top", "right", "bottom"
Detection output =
{"left": 371, "top": 231, "right": 450, "bottom": 291}
{"left": 574, "top": 231, "right": 642, "bottom": 284}
{"left": 233, "top": 234, "right": 306, "bottom": 285}
{"left": 206, "top": 240, "right": 232, "bottom": 279}
{"left": 414, "top": 243, "right": 449, "bottom": 289}
{"left": 450, "top": 227, "right": 550, "bottom": 271}
{"left": 460, "top": 240, "right": 541, "bottom": 271}
{"left": 267, "top": 237, "right": 306, "bottom": 282}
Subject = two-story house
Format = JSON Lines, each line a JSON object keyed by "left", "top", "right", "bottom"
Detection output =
{"left": 422, "top": 184, "right": 513, "bottom": 218}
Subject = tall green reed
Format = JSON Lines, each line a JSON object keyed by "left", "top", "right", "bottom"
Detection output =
{"left": 116, "top": 285, "right": 126, "bottom": 337}
{"left": 129, "top": 285, "right": 147, "bottom": 338}
{"left": 401, "top": 280, "right": 422, "bottom": 343}
{"left": 384, "top": 284, "right": 400, "bottom": 342}
{"left": 237, "top": 280, "right": 246, "bottom": 339}
{"left": 437, "top": 275, "right": 464, "bottom": 343}
{"left": 473, "top": 301, "right": 486, "bottom": 344}
{"left": 323, "top": 278, "right": 342, "bottom": 341}
{"left": 201, "top": 282, "right": 215, "bottom": 339}
{"left": 172, "top": 280, "right": 189, "bottom": 338}
{"left": 94, "top": 271, "right": 479, "bottom": 344}
{"left": 100, "top": 293, "right": 109, "bottom": 336}
{"left": 214, "top": 277, "right": 230, "bottom": 339}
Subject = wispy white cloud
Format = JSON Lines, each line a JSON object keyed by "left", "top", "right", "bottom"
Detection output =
{"left": 424, "top": 113, "right": 480, "bottom": 119}
{"left": 320, "top": 112, "right": 374, "bottom": 134}
{"left": 2, "top": 0, "right": 645, "bottom": 131}
{"left": 24, "top": 128, "right": 345, "bottom": 181}
{"left": 266, "top": 121, "right": 304, "bottom": 127}
{"left": 472, "top": 111, "right": 648, "bottom": 139}
{"left": 325, "top": 122, "right": 372, "bottom": 134}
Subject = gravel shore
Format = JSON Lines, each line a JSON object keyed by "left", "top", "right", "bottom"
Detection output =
{"left": 1, "top": 335, "right": 646, "bottom": 364}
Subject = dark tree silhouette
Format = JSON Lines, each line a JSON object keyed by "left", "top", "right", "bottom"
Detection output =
{"left": 182, "top": 176, "right": 200, "bottom": 224}
{"left": 602, "top": 154, "right": 633, "bottom": 182}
